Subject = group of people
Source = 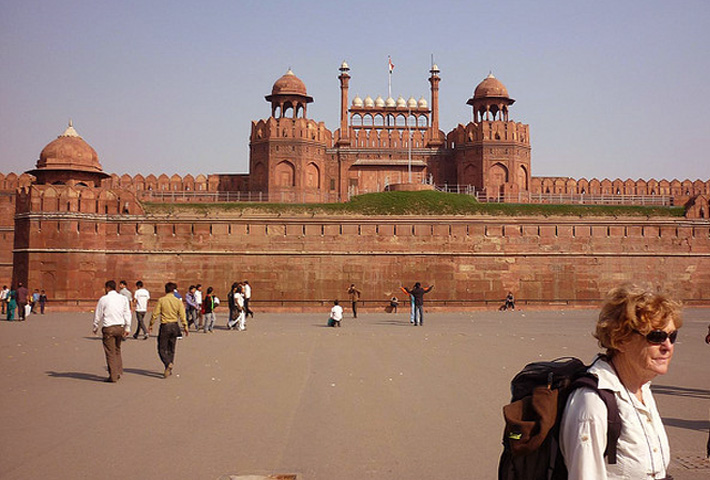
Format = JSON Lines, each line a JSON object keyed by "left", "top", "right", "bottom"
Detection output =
{"left": 329, "top": 282, "right": 434, "bottom": 327}
{"left": 2, "top": 283, "right": 47, "bottom": 321}
{"left": 93, "top": 279, "right": 254, "bottom": 381}
{"left": 227, "top": 281, "right": 253, "bottom": 331}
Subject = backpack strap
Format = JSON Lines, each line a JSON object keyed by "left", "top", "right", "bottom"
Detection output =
{"left": 570, "top": 375, "right": 621, "bottom": 465}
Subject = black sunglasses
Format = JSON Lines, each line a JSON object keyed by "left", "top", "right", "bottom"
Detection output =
{"left": 634, "top": 329, "right": 678, "bottom": 345}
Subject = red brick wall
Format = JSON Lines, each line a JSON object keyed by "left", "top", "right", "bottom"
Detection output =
{"left": 13, "top": 186, "right": 710, "bottom": 310}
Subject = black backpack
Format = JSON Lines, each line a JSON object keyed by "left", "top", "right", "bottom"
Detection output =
{"left": 497, "top": 357, "right": 621, "bottom": 480}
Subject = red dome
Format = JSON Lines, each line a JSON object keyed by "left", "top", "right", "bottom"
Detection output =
{"left": 474, "top": 73, "right": 510, "bottom": 99}
{"left": 37, "top": 123, "right": 103, "bottom": 173}
{"left": 271, "top": 69, "right": 308, "bottom": 97}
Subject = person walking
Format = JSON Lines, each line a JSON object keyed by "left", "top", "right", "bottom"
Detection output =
{"left": 347, "top": 283, "right": 362, "bottom": 318}
{"left": 6, "top": 285, "right": 17, "bottom": 321}
{"left": 404, "top": 282, "right": 434, "bottom": 326}
{"left": 185, "top": 285, "right": 198, "bottom": 331}
{"left": 194, "top": 284, "right": 203, "bottom": 330}
{"left": 132, "top": 280, "right": 150, "bottom": 339}
{"left": 243, "top": 280, "right": 254, "bottom": 318}
{"left": 0, "top": 285, "right": 8, "bottom": 315}
{"left": 202, "top": 286, "right": 217, "bottom": 333}
{"left": 92, "top": 280, "right": 132, "bottom": 383}
{"left": 39, "top": 290, "right": 47, "bottom": 314}
{"left": 16, "top": 282, "right": 28, "bottom": 320}
{"left": 149, "top": 282, "right": 188, "bottom": 378}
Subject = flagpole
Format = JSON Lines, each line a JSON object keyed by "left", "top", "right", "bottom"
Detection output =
{"left": 388, "top": 56, "right": 392, "bottom": 99}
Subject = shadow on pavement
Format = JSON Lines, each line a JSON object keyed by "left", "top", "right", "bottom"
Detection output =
{"left": 123, "top": 368, "right": 164, "bottom": 379}
{"left": 662, "top": 417, "right": 710, "bottom": 432}
{"left": 46, "top": 371, "right": 106, "bottom": 382}
{"left": 652, "top": 385, "right": 710, "bottom": 400}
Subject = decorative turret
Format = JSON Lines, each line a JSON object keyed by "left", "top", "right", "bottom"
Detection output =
{"left": 265, "top": 69, "right": 313, "bottom": 119}
{"left": 27, "top": 120, "right": 110, "bottom": 187}
{"left": 467, "top": 73, "right": 515, "bottom": 122}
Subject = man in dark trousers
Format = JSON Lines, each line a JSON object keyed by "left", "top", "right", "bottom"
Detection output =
{"left": 149, "top": 282, "right": 188, "bottom": 378}
{"left": 16, "top": 282, "right": 29, "bottom": 320}
{"left": 404, "top": 282, "right": 434, "bottom": 326}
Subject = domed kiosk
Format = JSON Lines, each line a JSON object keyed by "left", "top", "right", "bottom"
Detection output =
{"left": 265, "top": 69, "right": 313, "bottom": 119}
{"left": 27, "top": 121, "right": 110, "bottom": 187}
{"left": 467, "top": 73, "right": 515, "bottom": 122}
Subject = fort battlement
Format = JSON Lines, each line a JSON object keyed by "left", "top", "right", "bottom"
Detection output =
{"left": 9, "top": 184, "right": 710, "bottom": 310}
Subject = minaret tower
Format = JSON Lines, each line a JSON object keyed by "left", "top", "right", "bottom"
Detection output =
{"left": 427, "top": 64, "right": 443, "bottom": 146}
{"left": 337, "top": 61, "right": 351, "bottom": 146}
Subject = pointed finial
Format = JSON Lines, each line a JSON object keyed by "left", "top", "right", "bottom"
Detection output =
{"left": 60, "top": 119, "right": 80, "bottom": 138}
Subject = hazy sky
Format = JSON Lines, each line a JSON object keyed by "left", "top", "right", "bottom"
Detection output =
{"left": 1, "top": 0, "right": 708, "bottom": 181}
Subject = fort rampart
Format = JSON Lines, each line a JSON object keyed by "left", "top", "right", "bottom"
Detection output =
{"left": 9, "top": 184, "right": 710, "bottom": 311}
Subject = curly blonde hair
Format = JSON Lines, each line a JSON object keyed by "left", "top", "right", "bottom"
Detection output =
{"left": 594, "top": 284, "right": 682, "bottom": 357}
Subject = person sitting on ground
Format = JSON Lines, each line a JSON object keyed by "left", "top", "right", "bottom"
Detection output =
{"left": 504, "top": 291, "right": 515, "bottom": 311}
{"left": 329, "top": 300, "right": 343, "bottom": 327}
{"left": 389, "top": 296, "right": 399, "bottom": 313}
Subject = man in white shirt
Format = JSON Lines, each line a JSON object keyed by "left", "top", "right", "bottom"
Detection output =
{"left": 243, "top": 280, "right": 254, "bottom": 318}
{"left": 0, "top": 285, "right": 8, "bottom": 315}
{"left": 93, "top": 280, "right": 131, "bottom": 383}
{"left": 194, "top": 284, "right": 203, "bottom": 330}
{"left": 329, "top": 300, "right": 343, "bottom": 327}
{"left": 132, "top": 280, "right": 150, "bottom": 340}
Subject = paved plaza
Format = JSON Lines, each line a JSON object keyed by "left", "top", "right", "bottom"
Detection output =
{"left": 1, "top": 308, "right": 708, "bottom": 480}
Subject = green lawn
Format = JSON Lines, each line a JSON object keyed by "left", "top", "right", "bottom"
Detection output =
{"left": 142, "top": 190, "right": 685, "bottom": 217}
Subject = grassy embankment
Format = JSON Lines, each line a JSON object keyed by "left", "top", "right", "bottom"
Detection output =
{"left": 142, "top": 190, "right": 685, "bottom": 217}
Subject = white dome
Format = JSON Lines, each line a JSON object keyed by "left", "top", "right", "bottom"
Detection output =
{"left": 418, "top": 96, "right": 428, "bottom": 108}
{"left": 385, "top": 96, "right": 396, "bottom": 107}
{"left": 364, "top": 95, "right": 374, "bottom": 108}
{"left": 407, "top": 96, "right": 418, "bottom": 108}
{"left": 340, "top": 61, "right": 350, "bottom": 70}
{"left": 375, "top": 95, "right": 385, "bottom": 107}
{"left": 396, "top": 96, "right": 406, "bottom": 107}
{"left": 352, "top": 95, "right": 363, "bottom": 107}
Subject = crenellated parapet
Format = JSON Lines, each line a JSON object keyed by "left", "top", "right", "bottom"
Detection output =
{"left": 447, "top": 121, "right": 530, "bottom": 146}
{"left": 0, "top": 172, "right": 35, "bottom": 190}
{"left": 103, "top": 173, "right": 220, "bottom": 192}
{"left": 16, "top": 184, "right": 144, "bottom": 216}
{"left": 250, "top": 117, "right": 333, "bottom": 145}
{"left": 532, "top": 176, "right": 710, "bottom": 197}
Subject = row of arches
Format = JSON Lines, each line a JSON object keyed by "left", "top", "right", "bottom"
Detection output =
{"left": 531, "top": 177, "right": 710, "bottom": 197}
{"left": 350, "top": 113, "right": 429, "bottom": 128}
{"left": 349, "top": 128, "right": 429, "bottom": 149}
{"left": 272, "top": 161, "right": 322, "bottom": 189}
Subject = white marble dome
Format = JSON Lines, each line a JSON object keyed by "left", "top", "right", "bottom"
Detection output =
{"left": 385, "top": 96, "right": 396, "bottom": 107}
{"left": 352, "top": 95, "right": 363, "bottom": 107}
{"left": 375, "top": 95, "right": 385, "bottom": 107}
{"left": 396, "top": 96, "right": 406, "bottom": 108}
{"left": 418, "top": 97, "right": 428, "bottom": 108}
{"left": 364, "top": 95, "right": 374, "bottom": 108}
{"left": 407, "top": 96, "right": 418, "bottom": 108}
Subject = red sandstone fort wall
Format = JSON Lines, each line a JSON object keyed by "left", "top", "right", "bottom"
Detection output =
{"left": 10, "top": 184, "right": 710, "bottom": 310}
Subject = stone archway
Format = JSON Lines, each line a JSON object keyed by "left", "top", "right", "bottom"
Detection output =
{"left": 486, "top": 163, "right": 508, "bottom": 197}
{"left": 275, "top": 161, "right": 296, "bottom": 187}
{"left": 305, "top": 162, "right": 320, "bottom": 189}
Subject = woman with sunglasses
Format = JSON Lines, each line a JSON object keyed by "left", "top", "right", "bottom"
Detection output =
{"left": 560, "top": 284, "right": 682, "bottom": 480}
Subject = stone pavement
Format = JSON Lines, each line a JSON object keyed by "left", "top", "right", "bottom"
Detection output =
{"left": 1, "top": 308, "right": 708, "bottom": 479}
